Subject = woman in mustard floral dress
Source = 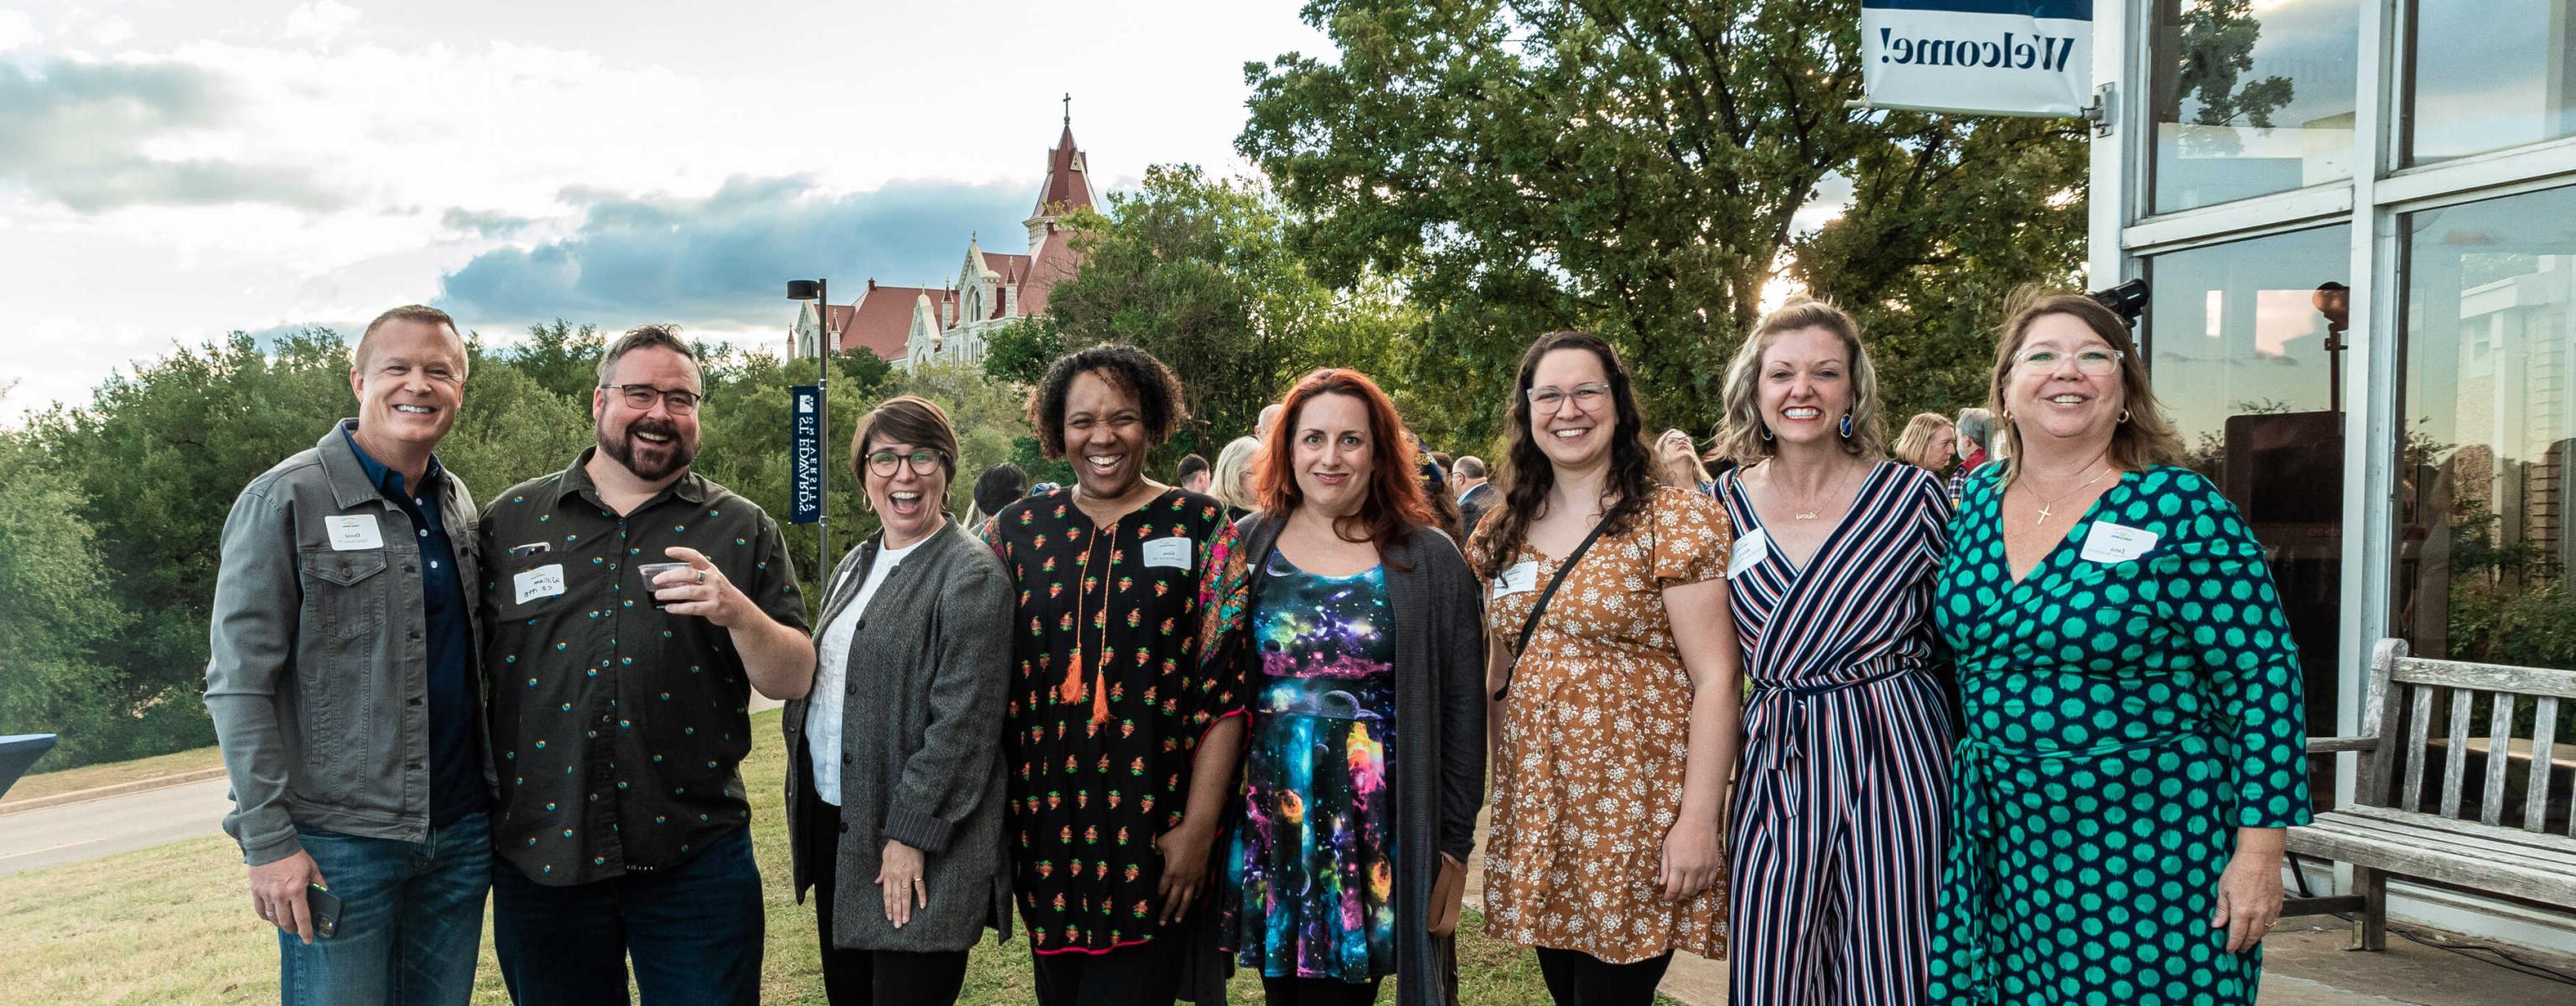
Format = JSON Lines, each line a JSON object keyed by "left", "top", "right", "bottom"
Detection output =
{"left": 1467, "top": 330, "right": 1745, "bottom": 1006}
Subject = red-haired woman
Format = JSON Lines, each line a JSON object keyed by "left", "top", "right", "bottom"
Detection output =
{"left": 1200, "top": 368, "right": 1488, "bottom": 1006}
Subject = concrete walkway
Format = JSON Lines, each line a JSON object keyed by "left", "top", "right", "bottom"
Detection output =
{"left": 1460, "top": 811, "right": 2575, "bottom": 1006}
{"left": 0, "top": 776, "right": 230, "bottom": 876}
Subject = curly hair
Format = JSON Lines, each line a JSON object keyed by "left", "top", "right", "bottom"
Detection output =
{"left": 1478, "top": 331, "right": 1657, "bottom": 580}
{"left": 1024, "top": 343, "right": 1189, "bottom": 459}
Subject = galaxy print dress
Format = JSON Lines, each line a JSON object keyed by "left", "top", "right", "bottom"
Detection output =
{"left": 1222, "top": 551, "right": 1400, "bottom": 983}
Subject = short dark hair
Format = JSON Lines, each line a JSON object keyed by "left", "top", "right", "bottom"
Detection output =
{"left": 354, "top": 304, "right": 462, "bottom": 372}
{"left": 851, "top": 395, "right": 961, "bottom": 482}
{"left": 1026, "top": 343, "right": 1188, "bottom": 458}
{"left": 597, "top": 324, "right": 698, "bottom": 385}
{"left": 974, "top": 464, "right": 1029, "bottom": 517}
{"left": 1176, "top": 454, "right": 1210, "bottom": 481}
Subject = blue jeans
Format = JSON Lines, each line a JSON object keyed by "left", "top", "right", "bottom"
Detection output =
{"left": 280, "top": 812, "right": 492, "bottom": 1006}
{"left": 491, "top": 825, "right": 764, "bottom": 1006}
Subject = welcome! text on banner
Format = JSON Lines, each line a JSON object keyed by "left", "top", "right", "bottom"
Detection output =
{"left": 1861, "top": 0, "right": 2093, "bottom": 117}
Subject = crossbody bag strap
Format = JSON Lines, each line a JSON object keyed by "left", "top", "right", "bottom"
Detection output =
{"left": 1493, "top": 517, "right": 1611, "bottom": 701}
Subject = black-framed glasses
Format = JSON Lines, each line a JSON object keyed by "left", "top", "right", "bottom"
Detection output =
{"left": 1527, "top": 381, "right": 1611, "bottom": 411}
{"left": 866, "top": 449, "right": 948, "bottom": 477}
{"left": 600, "top": 384, "right": 702, "bottom": 414}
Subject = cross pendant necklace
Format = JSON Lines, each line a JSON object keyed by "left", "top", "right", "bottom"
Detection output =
{"left": 2028, "top": 464, "right": 2113, "bottom": 526}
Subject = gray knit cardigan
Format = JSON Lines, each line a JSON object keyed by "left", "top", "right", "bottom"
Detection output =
{"left": 782, "top": 518, "right": 1015, "bottom": 952}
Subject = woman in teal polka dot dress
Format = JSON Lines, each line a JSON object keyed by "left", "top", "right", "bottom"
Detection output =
{"left": 1927, "top": 293, "right": 2311, "bottom": 1005}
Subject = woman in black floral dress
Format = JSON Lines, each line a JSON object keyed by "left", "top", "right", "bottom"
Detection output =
{"left": 979, "top": 345, "right": 1244, "bottom": 1005}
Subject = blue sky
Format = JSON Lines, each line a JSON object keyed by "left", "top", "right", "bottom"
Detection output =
{"left": 0, "top": 0, "right": 1333, "bottom": 417}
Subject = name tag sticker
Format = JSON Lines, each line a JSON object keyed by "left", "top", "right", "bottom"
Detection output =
{"left": 1727, "top": 527, "right": 1770, "bottom": 578}
{"left": 2080, "top": 521, "right": 2160, "bottom": 563}
{"left": 325, "top": 514, "right": 384, "bottom": 551}
{"left": 514, "top": 564, "right": 567, "bottom": 604}
{"left": 1493, "top": 560, "right": 1540, "bottom": 599}
{"left": 1142, "top": 536, "right": 1193, "bottom": 571}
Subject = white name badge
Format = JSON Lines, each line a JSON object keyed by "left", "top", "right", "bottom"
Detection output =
{"left": 326, "top": 514, "right": 384, "bottom": 551}
{"left": 1142, "top": 536, "right": 1193, "bottom": 571}
{"left": 2080, "top": 521, "right": 2161, "bottom": 563}
{"left": 514, "top": 564, "right": 567, "bottom": 604}
{"left": 1727, "top": 527, "right": 1770, "bottom": 579}
{"left": 1493, "top": 560, "right": 1540, "bottom": 599}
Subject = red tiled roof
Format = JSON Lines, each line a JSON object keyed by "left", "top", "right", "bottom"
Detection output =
{"left": 981, "top": 251, "right": 1032, "bottom": 279}
{"left": 1031, "top": 124, "right": 1096, "bottom": 216}
{"left": 823, "top": 303, "right": 854, "bottom": 334}
{"left": 843, "top": 284, "right": 942, "bottom": 360}
{"left": 1017, "top": 227, "right": 1085, "bottom": 319}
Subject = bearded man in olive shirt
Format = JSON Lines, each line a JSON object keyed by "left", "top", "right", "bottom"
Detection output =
{"left": 479, "top": 325, "right": 814, "bottom": 1006}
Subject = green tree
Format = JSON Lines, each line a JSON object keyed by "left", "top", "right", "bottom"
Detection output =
{"left": 1041, "top": 165, "right": 1415, "bottom": 463}
{"left": 1239, "top": 0, "right": 2089, "bottom": 445}
{"left": 0, "top": 422, "right": 133, "bottom": 765}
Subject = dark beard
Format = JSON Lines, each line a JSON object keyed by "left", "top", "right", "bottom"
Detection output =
{"left": 599, "top": 416, "right": 695, "bottom": 481}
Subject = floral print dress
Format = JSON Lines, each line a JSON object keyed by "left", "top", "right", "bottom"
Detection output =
{"left": 1466, "top": 485, "right": 1733, "bottom": 964}
{"left": 981, "top": 487, "right": 1243, "bottom": 955}
{"left": 1222, "top": 552, "right": 1400, "bottom": 982}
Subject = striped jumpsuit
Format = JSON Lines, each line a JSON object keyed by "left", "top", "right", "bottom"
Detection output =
{"left": 1720, "top": 462, "right": 1955, "bottom": 1005}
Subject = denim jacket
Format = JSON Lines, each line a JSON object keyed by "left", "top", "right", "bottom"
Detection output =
{"left": 205, "top": 423, "right": 491, "bottom": 864}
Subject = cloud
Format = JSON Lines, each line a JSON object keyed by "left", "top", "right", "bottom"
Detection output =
{"left": 0, "top": 60, "right": 345, "bottom": 212}
{"left": 434, "top": 176, "right": 1032, "bottom": 331}
{"left": 282, "top": 2, "right": 361, "bottom": 44}
{"left": 441, "top": 207, "right": 536, "bottom": 237}
{"left": 0, "top": 10, "right": 38, "bottom": 51}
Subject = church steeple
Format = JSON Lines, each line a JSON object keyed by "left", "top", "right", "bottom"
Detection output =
{"left": 1026, "top": 98, "right": 1097, "bottom": 248}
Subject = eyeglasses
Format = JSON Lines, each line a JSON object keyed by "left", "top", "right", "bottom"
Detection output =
{"left": 601, "top": 384, "right": 702, "bottom": 414}
{"left": 1527, "top": 382, "right": 1610, "bottom": 411}
{"left": 2013, "top": 348, "right": 2124, "bottom": 376}
{"left": 866, "top": 449, "right": 948, "bottom": 477}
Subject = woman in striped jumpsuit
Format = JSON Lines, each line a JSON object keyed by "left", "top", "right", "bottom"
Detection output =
{"left": 1713, "top": 300, "right": 1955, "bottom": 1004}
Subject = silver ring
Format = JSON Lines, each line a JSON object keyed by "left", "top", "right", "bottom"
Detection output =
{"left": 693, "top": 569, "right": 706, "bottom": 584}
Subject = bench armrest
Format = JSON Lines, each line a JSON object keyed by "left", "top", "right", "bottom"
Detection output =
{"left": 2306, "top": 736, "right": 2378, "bottom": 754}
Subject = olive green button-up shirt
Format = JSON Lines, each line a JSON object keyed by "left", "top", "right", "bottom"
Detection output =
{"left": 479, "top": 449, "right": 808, "bottom": 884}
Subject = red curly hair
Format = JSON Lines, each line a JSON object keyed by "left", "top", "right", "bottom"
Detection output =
{"left": 1255, "top": 368, "right": 1436, "bottom": 551}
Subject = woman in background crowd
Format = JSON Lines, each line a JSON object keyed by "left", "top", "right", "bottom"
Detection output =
{"left": 1654, "top": 428, "right": 1716, "bottom": 496}
{"left": 1713, "top": 301, "right": 1955, "bottom": 1005}
{"left": 1211, "top": 434, "right": 1263, "bottom": 521}
{"left": 1469, "top": 330, "right": 1741, "bottom": 1006}
{"left": 1893, "top": 413, "right": 1958, "bottom": 479}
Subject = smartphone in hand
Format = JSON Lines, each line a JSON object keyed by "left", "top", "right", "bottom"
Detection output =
{"left": 306, "top": 884, "right": 342, "bottom": 939}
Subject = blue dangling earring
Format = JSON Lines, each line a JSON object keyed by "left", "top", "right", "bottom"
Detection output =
{"left": 1838, "top": 412, "right": 1853, "bottom": 438}
{"left": 1760, "top": 424, "right": 1774, "bottom": 442}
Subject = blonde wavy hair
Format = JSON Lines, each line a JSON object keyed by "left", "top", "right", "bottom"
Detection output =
{"left": 1714, "top": 298, "right": 1888, "bottom": 464}
{"left": 1893, "top": 412, "right": 1955, "bottom": 470}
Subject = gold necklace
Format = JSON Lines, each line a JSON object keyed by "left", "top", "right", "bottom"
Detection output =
{"left": 2026, "top": 464, "right": 2113, "bottom": 525}
{"left": 1780, "top": 464, "right": 1853, "bottom": 521}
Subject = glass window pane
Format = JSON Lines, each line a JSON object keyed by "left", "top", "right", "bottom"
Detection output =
{"left": 2403, "top": 0, "right": 2576, "bottom": 163}
{"left": 2397, "top": 187, "right": 2576, "bottom": 680}
{"left": 2150, "top": 0, "right": 2360, "bottom": 213}
{"left": 2143, "top": 225, "right": 2352, "bottom": 791}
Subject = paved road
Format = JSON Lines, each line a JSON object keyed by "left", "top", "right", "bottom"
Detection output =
{"left": 0, "top": 777, "right": 231, "bottom": 877}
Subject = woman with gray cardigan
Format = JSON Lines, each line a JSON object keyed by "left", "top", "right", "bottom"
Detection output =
{"left": 1198, "top": 368, "right": 1488, "bottom": 1006}
{"left": 784, "top": 396, "right": 1015, "bottom": 1005}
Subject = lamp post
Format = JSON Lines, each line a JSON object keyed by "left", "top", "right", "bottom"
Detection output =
{"left": 787, "top": 278, "right": 831, "bottom": 582}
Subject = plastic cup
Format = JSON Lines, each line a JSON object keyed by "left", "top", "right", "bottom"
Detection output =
{"left": 636, "top": 562, "right": 693, "bottom": 611}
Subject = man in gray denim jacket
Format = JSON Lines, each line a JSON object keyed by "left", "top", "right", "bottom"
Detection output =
{"left": 205, "top": 304, "right": 495, "bottom": 1006}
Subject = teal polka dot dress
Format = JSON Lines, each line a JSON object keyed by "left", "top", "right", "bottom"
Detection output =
{"left": 1926, "top": 465, "right": 2311, "bottom": 1005}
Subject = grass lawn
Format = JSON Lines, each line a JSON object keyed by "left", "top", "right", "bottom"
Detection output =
{"left": 0, "top": 708, "right": 1576, "bottom": 1004}
{"left": 2, "top": 744, "right": 227, "bottom": 804}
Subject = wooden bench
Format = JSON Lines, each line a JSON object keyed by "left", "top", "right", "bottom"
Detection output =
{"left": 2283, "top": 639, "right": 2576, "bottom": 950}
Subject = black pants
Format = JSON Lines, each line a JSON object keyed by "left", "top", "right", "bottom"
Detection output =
{"left": 1260, "top": 974, "right": 1383, "bottom": 1005}
{"left": 799, "top": 786, "right": 973, "bottom": 1006}
{"left": 1534, "top": 947, "right": 1673, "bottom": 1006}
{"left": 1027, "top": 923, "right": 1189, "bottom": 1006}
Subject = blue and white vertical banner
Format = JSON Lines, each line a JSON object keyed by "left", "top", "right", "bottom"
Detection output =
{"left": 789, "top": 385, "right": 823, "bottom": 525}
{"left": 1861, "top": 0, "right": 2092, "bottom": 117}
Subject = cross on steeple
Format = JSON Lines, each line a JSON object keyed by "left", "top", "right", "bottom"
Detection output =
{"left": 1062, "top": 93, "right": 1071, "bottom": 127}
